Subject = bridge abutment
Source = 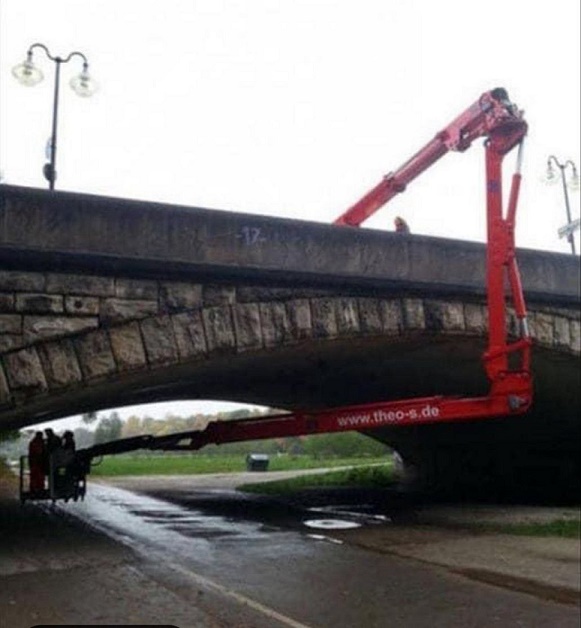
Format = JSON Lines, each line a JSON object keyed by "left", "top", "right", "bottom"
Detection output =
{"left": 395, "top": 445, "right": 581, "bottom": 502}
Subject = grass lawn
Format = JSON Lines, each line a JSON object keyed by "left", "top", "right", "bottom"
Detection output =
{"left": 476, "top": 519, "right": 581, "bottom": 539}
{"left": 240, "top": 462, "right": 395, "bottom": 494}
{"left": 89, "top": 453, "right": 391, "bottom": 476}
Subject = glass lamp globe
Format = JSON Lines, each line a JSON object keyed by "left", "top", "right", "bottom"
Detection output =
{"left": 12, "top": 59, "right": 44, "bottom": 87}
{"left": 70, "top": 68, "right": 98, "bottom": 97}
{"left": 544, "top": 163, "right": 560, "bottom": 185}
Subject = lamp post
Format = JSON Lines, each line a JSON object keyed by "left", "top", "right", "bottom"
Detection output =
{"left": 12, "top": 43, "right": 98, "bottom": 190}
{"left": 545, "top": 156, "right": 579, "bottom": 255}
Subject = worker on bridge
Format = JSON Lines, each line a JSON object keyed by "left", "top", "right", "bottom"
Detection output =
{"left": 394, "top": 216, "right": 410, "bottom": 234}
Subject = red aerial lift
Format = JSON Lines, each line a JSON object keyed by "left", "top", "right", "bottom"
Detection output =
{"left": 20, "top": 88, "right": 533, "bottom": 503}
{"left": 147, "top": 87, "right": 532, "bottom": 447}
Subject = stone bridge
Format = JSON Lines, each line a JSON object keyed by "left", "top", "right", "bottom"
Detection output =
{"left": 1, "top": 184, "right": 579, "bottom": 497}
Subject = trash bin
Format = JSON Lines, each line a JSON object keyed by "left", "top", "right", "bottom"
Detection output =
{"left": 246, "top": 453, "right": 270, "bottom": 471}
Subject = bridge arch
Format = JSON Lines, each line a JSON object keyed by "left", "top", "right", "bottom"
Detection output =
{"left": 0, "top": 274, "right": 578, "bottom": 434}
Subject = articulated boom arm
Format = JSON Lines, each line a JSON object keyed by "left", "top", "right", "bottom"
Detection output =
{"left": 334, "top": 87, "right": 526, "bottom": 227}
{"left": 76, "top": 88, "right": 532, "bottom": 468}
{"left": 79, "top": 378, "right": 532, "bottom": 461}
{"left": 334, "top": 86, "right": 532, "bottom": 419}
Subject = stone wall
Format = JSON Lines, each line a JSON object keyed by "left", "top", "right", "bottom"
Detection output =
{"left": 0, "top": 268, "right": 579, "bottom": 426}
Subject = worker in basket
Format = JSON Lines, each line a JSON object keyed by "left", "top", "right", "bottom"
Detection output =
{"left": 28, "top": 431, "right": 46, "bottom": 495}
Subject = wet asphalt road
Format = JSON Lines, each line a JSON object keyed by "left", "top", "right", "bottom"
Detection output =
{"left": 52, "top": 480, "right": 580, "bottom": 628}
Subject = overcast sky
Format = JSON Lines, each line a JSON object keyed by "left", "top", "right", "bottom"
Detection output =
{"left": 1, "top": 1, "right": 579, "bottom": 427}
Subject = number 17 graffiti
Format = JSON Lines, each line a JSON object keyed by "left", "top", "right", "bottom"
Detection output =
{"left": 237, "top": 226, "right": 267, "bottom": 245}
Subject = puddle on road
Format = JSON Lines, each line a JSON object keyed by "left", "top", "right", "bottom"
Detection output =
{"left": 169, "top": 526, "right": 238, "bottom": 539}
{"left": 306, "top": 504, "right": 392, "bottom": 527}
{"left": 46, "top": 482, "right": 398, "bottom": 573}
{"left": 52, "top": 486, "right": 318, "bottom": 565}
{"left": 127, "top": 509, "right": 191, "bottom": 520}
{"left": 304, "top": 519, "right": 361, "bottom": 530}
{"left": 307, "top": 533, "right": 344, "bottom": 544}
{"left": 301, "top": 501, "right": 395, "bottom": 534}
{"left": 54, "top": 483, "right": 291, "bottom": 565}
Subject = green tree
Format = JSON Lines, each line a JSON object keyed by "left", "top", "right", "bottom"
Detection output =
{"left": 81, "top": 411, "right": 99, "bottom": 425}
{"left": 0, "top": 429, "right": 19, "bottom": 443}
{"left": 302, "top": 432, "right": 389, "bottom": 459}
{"left": 94, "top": 412, "right": 123, "bottom": 444}
{"left": 73, "top": 427, "right": 95, "bottom": 449}
{"left": 122, "top": 415, "right": 143, "bottom": 438}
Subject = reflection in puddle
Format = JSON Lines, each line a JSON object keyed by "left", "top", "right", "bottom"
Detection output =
{"left": 307, "top": 533, "right": 344, "bottom": 544}
{"left": 57, "top": 483, "right": 287, "bottom": 563}
{"left": 127, "top": 510, "right": 188, "bottom": 520}
{"left": 308, "top": 505, "right": 391, "bottom": 526}
{"left": 50, "top": 483, "right": 400, "bottom": 577}
{"left": 303, "top": 519, "right": 361, "bottom": 530}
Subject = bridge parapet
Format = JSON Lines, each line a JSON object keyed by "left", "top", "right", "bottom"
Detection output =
{"left": 1, "top": 185, "right": 579, "bottom": 304}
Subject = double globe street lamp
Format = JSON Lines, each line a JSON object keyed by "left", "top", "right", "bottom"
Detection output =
{"left": 545, "top": 156, "right": 579, "bottom": 255}
{"left": 12, "top": 43, "right": 98, "bottom": 190}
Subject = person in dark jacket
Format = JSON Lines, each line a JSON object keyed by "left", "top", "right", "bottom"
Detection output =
{"left": 62, "top": 431, "right": 76, "bottom": 452}
{"left": 43, "top": 428, "right": 62, "bottom": 475}
{"left": 28, "top": 431, "right": 46, "bottom": 494}
{"left": 394, "top": 216, "right": 410, "bottom": 233}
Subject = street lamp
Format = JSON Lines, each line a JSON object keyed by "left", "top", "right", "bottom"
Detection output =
{"left": 12, "top": 43, "right": 98, "bottom": 190}
{"left": 545, "top": 156, "right": 579, "bottom": 254}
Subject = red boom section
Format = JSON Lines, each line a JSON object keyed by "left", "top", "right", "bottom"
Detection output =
{"left": 147, "top": 377, "right": 532, "bottom": 452}
{"left": 335, "top": 87, "right": 526, "bottom": 227}
{"left": 82, "top": 372, "right": 532, "bottom": 458}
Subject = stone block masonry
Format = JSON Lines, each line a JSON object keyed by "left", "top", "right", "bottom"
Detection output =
{"left": 0, "top": 268, "right": 579, "bottom": 420}
{"left": 1, "top": 269, "right": 579, "bottom": 359}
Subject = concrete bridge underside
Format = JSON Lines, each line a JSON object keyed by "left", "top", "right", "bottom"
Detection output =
{"left": 1, "top": 185, "right": 579, "bottom": 499}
